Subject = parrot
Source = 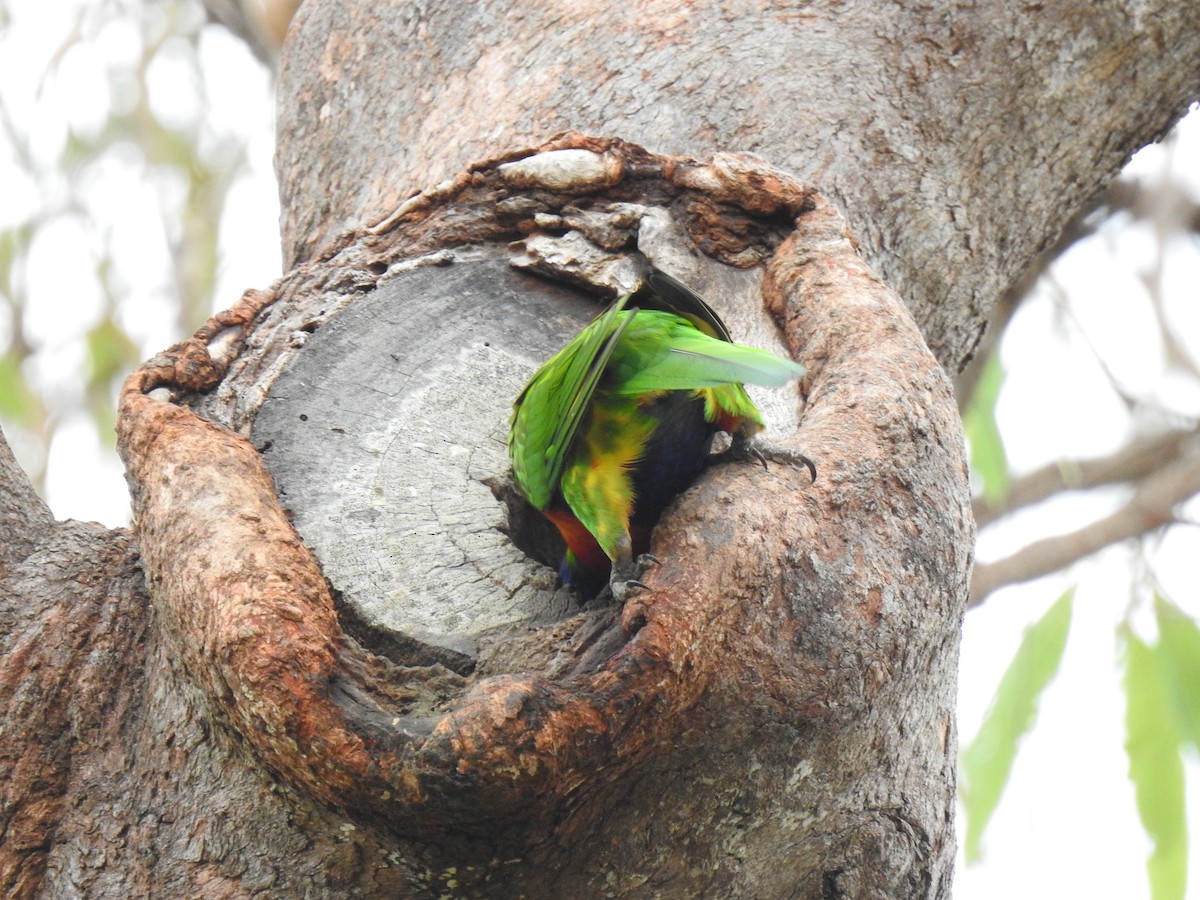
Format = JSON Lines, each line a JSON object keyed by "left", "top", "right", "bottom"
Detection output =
{"left": 508, "top": 269, "right": 811, "bottom": 601}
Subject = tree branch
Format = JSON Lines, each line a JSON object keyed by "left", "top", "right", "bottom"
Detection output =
{"left": 112, "top": 136, "right": 971, "bottom": 892}
{"left": 974, "top": 427, "right": 1199, "bottom": 528}
{"left": 202, "top": 0, "right": 299, "bottom": 65}
{"left": 970, "top": 447, "right": 1200, "bottom": 607}
{"left": 0, "top": 429, "right": 55, "bottom": 574}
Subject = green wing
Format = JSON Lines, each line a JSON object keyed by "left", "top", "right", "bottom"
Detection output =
{"left": 509, "top": 267, "right": 804, "bottom": 510}
{"left": 610, "top": 316, "right": 805, "bottom": 395}
{"left": 509, "top": 294, "right": 636, "bottom": 510}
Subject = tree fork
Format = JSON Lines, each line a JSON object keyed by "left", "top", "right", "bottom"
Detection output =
{"left": 3, "top": 135, "right": 972, "bottom": 897}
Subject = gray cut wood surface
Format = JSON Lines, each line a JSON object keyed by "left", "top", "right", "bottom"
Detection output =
{"left": 277, "top": 0, "right": 1200, "bottom": 373}
{"left": 253, "top": 257, "right": 588, "bottom": 658}
{"left": 252, "top": 245, "right": 802, "bottom": 661}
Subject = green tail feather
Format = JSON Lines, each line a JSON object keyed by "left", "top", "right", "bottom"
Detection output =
{"left": 614, "top": 330, "right": 804, "bottom": 394}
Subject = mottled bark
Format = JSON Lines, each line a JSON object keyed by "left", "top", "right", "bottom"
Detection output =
{"left": 2, "top": 0, "right": 1198, "bottom": 896}
{"left": 142, "top": 141, "right": 967, "bottom": 895}
{"left": 4, "top": 138, "right": 971, "bottom": 896}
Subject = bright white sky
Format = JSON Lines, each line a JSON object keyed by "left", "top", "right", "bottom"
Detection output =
{"left": 1, "top": 3, "right": 1197, "bottom": 897}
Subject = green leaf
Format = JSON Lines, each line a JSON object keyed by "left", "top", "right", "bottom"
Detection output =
{"left": 0, "top": 352, "right": 43, "bottom": 424}
{"left": 1124, "top": 629, "right": 1188, "bottom": 900}
{"left": 963, "top": 353, "right": 1010, "bottom": 506}
{"left": 85, "top": 317, "right": 140, "bottom": 385}
{"left": 960, "top": 588, "right": 1074, "bottom": 862}
{"left": 1154, "top": 595, "right": 1200, "bottom": 753}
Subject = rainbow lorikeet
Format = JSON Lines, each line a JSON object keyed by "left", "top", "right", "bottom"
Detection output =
{"left": 508, "top": 270, "right": 809, "bottom": 601}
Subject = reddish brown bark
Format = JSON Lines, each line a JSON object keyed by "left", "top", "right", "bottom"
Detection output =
{"left": 51, "top": 137, "right": 963, "bottom": 895}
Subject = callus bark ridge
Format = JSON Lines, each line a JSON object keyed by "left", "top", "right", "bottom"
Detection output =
{"left": 112, "top": 134, "right": 970, "bottom": 893}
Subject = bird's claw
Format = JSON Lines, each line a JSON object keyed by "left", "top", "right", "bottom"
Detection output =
{"left": 710, "top": 433, "right": 766, "bottom": 469}
{"left": 715, "top": 436, "right": 817, "bottom": 483}
{"left": 605, "top": 553, "right": 659, "bottom": 605}
{"left": 615, "top": 579, "right": 649, "bottom": 599}
{"left": 768, "top": 448, "right": 817, "bottom": 484}
{"left": 748, "top": 443, "right": 769, "bottom": 471}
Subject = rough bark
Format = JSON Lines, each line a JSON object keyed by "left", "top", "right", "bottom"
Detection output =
{"left": 276, "top": 0, "right": 1200, "bottom": 373}
{"left": 3, "top": 138, "right": 971, "bottom": 896}
{"left": 1, "top": 1, "right": 1198, "bottom": 897}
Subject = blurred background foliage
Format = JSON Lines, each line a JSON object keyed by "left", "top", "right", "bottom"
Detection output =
{"left": 0, "top": 1, "right": 1197, "bottom": 897}
{"left": 0, "top": 0, "right": 279, "bottom": 513}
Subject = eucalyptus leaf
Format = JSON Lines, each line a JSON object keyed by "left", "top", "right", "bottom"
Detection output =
{"left": 1124, "top": 629, "right": 1187, "bottom": 900}
{"left": 961, "top": 588, "right": 1074, "bottom": 862}
{"left": 1154, "top": 595, "right": 1200, "bottom": 753}
{"left": 963, "top": 353, "right": 1009, "bottom": 506}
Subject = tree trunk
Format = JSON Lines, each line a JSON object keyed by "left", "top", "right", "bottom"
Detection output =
{"left": 276, "top": 0, "right": 1200, "bottom": 372}
{"left": 2, "top": 2, "right": 1197, "bottom": 897}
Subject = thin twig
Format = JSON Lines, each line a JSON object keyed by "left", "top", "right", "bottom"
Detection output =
{"left": 970, "top": 449, "right": 1200, "bottom": 607}
{"left": 973, "top": 427, "right": 1199, "bottom": 527}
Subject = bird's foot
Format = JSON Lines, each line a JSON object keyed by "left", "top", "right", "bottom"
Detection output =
{"left": 712, "top": 435, "right": 817, "bottom": 483}
{"left": 760, "top": 444, "right": 818, "bottom": 483}
{"left": 604, "top": 552, "right": 659, "bottom": 605}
